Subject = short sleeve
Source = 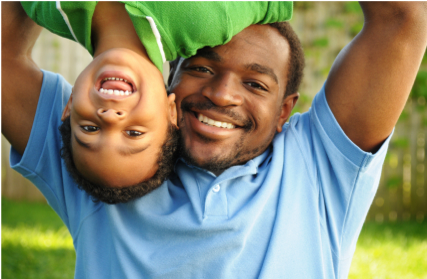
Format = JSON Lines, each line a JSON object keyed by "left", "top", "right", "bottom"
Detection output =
{"left": 291, "top": 84, "right": 391, "bottom": 271}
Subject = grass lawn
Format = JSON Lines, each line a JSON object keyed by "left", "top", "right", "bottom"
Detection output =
{"left": 2, "top": 198, "right": 427, "bottom": 278}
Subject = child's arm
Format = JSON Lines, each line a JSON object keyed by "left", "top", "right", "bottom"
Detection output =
{"left": 1, "top": 2, "right": 43, "bottom": 155}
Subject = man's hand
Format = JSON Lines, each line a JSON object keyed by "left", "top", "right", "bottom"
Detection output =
{"left": 325, "top": 2, "right": 427, "bottom": 152}
{"left": 1, "top": 2, "right": 43, "bottom": 155}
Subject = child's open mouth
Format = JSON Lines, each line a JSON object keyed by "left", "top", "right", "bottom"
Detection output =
{"left": 99, "top": 76, "right": 134, "bottom": 96}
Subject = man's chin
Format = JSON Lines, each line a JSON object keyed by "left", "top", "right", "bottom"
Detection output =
{"left": 180, "top": 145, "right": 236, "bottom": 174}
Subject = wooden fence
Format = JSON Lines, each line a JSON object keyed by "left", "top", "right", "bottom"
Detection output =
{"left": 2, "top": 2, "right": 426, "bottom": 222}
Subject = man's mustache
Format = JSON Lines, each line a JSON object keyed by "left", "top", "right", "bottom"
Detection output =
{"left": 181, "top": 99, "right": 253, "bottom": 131}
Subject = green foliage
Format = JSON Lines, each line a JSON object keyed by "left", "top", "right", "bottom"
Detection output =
{"left": 386, "top": 175, "right": 402, "bottom": 189}
{"left": 2, "top": 199, "right": 75, "bottom": 279}
{"left": 398, "top": 110, "right": 409, "bottom": 122}
{"left": 349, "top": 222, "right": 427, "bottom": 278}
{"left": 312, "top": 37, "right": 329, "bottom": 48}
{"left": 411, "top": 70, "right": 427, "bottom": 100}
{"left": 350, "top": 22, "right": 364, "bottom": 37}
{"left": 344, "top": 2, "right": 363, "bottom": 14}
{"left": 293, "top": 2, "right": 315, "bottom": 11}
{"left": 391, "top": 137, "right": 409, "bottom": 149}
{"left": 325, "top": 18, "right": 344, "bottom": 29}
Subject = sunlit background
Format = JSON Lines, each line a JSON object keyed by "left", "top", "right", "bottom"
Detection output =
{"left": 2, "top": 2, "right": 427, "bottom": 278}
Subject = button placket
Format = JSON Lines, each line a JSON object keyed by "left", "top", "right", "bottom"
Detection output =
{"left": 204, "top": 183, "right": 228, "bottom": 218}
{"left": 212, "top": 184, "right": 220, "bottom": 192}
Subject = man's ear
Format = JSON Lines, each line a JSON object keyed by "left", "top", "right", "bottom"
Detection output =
{"left": 61, "top": 94, "right": 73, "bottom": 121}
{"left": 276, "top": 92, "right": 299, "bottom": 133}
{"left": 168, "top": 93, "right": 178, "bottom": 127}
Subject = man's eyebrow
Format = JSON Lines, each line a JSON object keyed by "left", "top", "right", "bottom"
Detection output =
{"left": 245, "top": 63, "right": 279, "bottom": 84}
{"left": 193, "top": 48, "right": 222, "bottom": 62}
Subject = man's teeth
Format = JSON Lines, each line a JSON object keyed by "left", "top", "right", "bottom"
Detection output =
{"left": 99, "top": 88, "right": 132, "bottom": 96}
{"left": 198, "top": 113, "right": 235, "bottom": 129}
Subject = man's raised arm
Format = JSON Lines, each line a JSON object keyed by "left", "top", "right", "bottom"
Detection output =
{"left": 1, "top": 2, "right": 43, "bottom": 155}
{"left": 325, "top": 2, "right": 427, "bottom": 152}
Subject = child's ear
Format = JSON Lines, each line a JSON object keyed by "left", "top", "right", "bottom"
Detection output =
{"left": 167, "top": 93, "right": 178, "bottom": 127}
{"left": 61, "top": 94, "right": 73, "bottom": 121}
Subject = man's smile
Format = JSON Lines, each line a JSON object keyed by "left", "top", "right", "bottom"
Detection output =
{"left": 197, "top": 113, "right": 235, "bottom": 129}
{"left": 185, "top": 111, "right": 242, "bottom": 140}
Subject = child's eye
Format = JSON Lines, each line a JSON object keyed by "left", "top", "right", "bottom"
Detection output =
{"left": 126, "top": 130, "right": 143, "bottom": 137}
{"left": 191, "top": 67, "right": 212, "bottom": 74}
{"left": 81, "top": 125, "right": 99, "bottom": 132}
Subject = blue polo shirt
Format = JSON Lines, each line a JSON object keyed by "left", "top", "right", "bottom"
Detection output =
{"left": 10, "top": 70, "right": 391, "bottom": 278}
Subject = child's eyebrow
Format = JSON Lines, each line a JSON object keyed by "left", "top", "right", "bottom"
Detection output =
{"left": 74, "top": 134, "right": 150, "bottom": 156}
{"left": 74, "top": 134, "right": 97, "bottom": 151}
{"left": 118, "top": 144, "right": 150, "bottom": 156}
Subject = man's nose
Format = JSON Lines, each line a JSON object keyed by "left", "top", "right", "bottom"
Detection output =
{"left": 97, "top": 108, "right": 126, "bottom": 124}
{"left": 202, "top": 74, "right": 243, "bottom": 107}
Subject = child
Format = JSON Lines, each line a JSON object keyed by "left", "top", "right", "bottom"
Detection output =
{"left": 21, "top": 1, "right": 293, "bottom": 203}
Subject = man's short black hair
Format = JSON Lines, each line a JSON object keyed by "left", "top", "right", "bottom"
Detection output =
{"left": 269, "top": 22, "right": 305, "bottom": 98}
{"left": 59, "top": 117, "right": 179, "bottom": 204}
{"left": 168, "top": 22, "right": 305, "bottom": 99}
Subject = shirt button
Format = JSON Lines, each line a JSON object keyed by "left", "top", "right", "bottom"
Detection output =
{"left": 212, "top": 184, "right": 220, "bottom": 193}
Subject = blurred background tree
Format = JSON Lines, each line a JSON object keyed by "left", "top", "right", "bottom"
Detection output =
{"left": 291, "top": 2, "right": 427, "bottom": 223}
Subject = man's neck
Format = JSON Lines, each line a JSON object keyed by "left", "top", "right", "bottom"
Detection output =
{"left": 91, "top": 2, "right": 148, "bottom": 58}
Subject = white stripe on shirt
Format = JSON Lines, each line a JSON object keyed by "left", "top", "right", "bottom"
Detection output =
{"left": 146, "top": 16, "right": 166, "bottom": 63}
{"left": 56, "top": 1, "right": 80, "bottom": 45}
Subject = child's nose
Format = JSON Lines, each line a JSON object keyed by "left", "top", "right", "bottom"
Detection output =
{"left": 97, "top": 108, "right": 126, "bottom": 123}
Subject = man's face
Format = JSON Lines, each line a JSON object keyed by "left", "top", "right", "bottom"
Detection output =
{"left": 62, "top": 48, "right": 177, "bottom": 187}
{"left": 169, "top": 25, "right": 298, "bottom": 174}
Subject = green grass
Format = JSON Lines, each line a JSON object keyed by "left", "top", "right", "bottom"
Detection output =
{"left": 2, "top": 198, "right": 427, "bottom": 278}
{"left": 349, "top": 222, "right": 427, "bottom": 279}
{"left": 2, "top": 198, "right": 75, "bottom": 279}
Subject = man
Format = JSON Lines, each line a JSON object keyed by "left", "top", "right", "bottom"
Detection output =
{"left": 3, "top": 2, "right": 427, "bottom": 279}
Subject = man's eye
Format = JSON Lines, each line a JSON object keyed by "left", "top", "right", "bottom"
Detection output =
{"left": 126, "top": 130, "right": 143, "bottom": 137}
{"left": 81, "top": 126, "right": 99, "bottom": 132}
{"left": 246, "top": 82, "right": 267, "bottom": 91}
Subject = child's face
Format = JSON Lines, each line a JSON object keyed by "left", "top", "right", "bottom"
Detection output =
{"left": 61, "top": 48, "right": 177, "bottom": 187}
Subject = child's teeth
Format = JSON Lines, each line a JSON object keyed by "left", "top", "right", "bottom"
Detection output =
{"left": 99, "top": 87, "right": 133, "bottom": 96}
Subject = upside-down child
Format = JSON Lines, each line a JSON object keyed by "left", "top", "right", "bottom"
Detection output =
{"left": 21, "top": 1, "right": 292, "bottom": 203}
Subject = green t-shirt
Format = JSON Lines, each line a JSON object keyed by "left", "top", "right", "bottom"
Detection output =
{"left": 21, "top": 1, "right": 293, "bottom": 72}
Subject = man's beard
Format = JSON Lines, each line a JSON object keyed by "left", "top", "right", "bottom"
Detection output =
{"left": 178, "top": 100, "right": 275, "bottom": 174}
